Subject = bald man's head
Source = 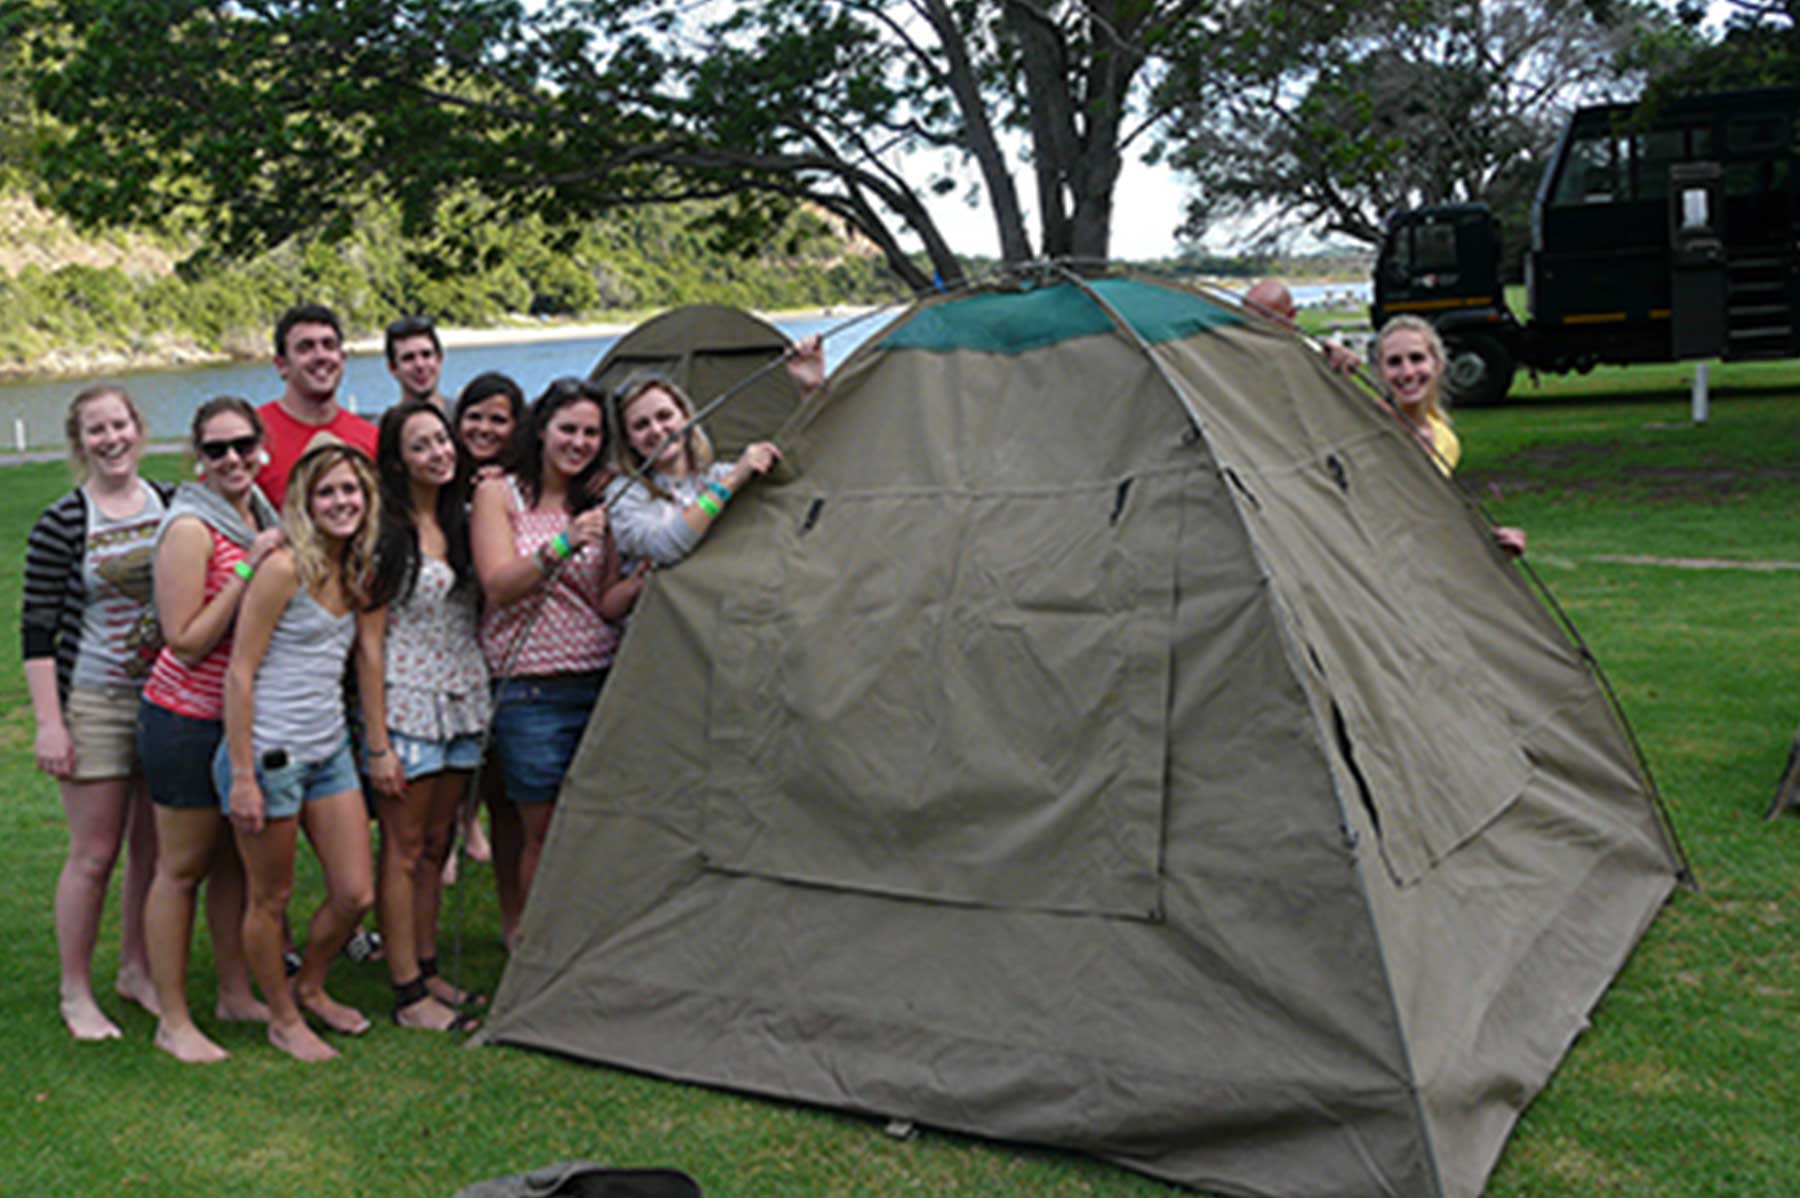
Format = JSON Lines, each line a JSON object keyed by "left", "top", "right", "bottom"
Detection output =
{"left": 1244, "top": 280, "right": 1298, "bottom": 325}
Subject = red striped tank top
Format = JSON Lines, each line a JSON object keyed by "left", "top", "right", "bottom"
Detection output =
{"left": 141, "top": 528, "right": 246, "bottom": 721}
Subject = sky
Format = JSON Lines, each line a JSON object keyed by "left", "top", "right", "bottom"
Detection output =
{"left": 911, "top": 153, "right": 1195, "bottom": 262}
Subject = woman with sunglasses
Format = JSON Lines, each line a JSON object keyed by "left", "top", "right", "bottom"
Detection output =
{"left": 605, "top": 336, "right": 824, "bottom": 566}
{"left": 23, "top": 385, "right": 170, "bottom": 1040}
{"left": 217, "top": 444, "right": 380, "bottom": 1062}
{"left": 137, "top": 398, "right": 284, "bottom": 1062}
{"left": 472, "top": 378, "right": 639, "bottom": 908}
{"left": 356, "top": 400, "right": 487, "bottom": 1030}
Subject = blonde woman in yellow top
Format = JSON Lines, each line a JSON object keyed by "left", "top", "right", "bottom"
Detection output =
{"left": 1375, "top": 315, "right": 1525, "bottom": 556}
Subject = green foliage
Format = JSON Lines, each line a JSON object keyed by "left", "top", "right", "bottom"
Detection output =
{"left": 1646, "top": 0, "right": 1799, "bottom": 93}
{"left": 22, "top": 0, "right": 1237, "bottom": 286}
{"left": 0, "top": 185, "right": 895, "bottom": 375}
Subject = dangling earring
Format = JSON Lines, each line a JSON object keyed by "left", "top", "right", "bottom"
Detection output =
{"left": 256, "top": 449, "right": 271, "bottom": 468}
{"left": 194, "top": 461, "right": 207, "bottom": 478}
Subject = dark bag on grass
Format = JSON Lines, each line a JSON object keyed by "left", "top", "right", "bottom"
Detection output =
{"left": 456, "top": 1162, "right": 700, "bottom": 1198}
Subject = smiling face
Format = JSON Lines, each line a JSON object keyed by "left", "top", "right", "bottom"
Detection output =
{"left": 1378, "top": 328, "right": 1443, "bottom": 416}
{"left": 544, "top": 398, "right": 604, "bottom": 482}
{"left": 276, "top": 320, "right": 346, "bottom": 405}
{"left": 389, "top": 333, "right": 443, "bottom": 403}
{"left": 400, "top": 411, "right": 457, "bottom": 488}
{"left": 308, "top": 459, "right": 368, "bottom": 542}
{"left": 458, "top": 393, "right": 516, "bottom": 464}
{"left": 196, "top": 410, "right": 261, "bottom": 502}
{"left": 622, "top": 385, "right": 692, "bottom": 476}
{"left": 74, "top": 392, "right": 144, "bottom": 486}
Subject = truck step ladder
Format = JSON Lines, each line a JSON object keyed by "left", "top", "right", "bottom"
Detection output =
{"left": 1725, "top": 244, "right": 1794, "bottom": 360}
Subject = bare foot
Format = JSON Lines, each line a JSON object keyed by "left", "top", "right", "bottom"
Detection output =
{"left": 61, "top": 994, "right": 122, "bottom": 1041}
{"left": 441, "top": 850, "right": 459, "bottom": 887}
{"left": 394, "top": 992, "right": 475, "bottom": 1033}
{"left": 294, "top": 986, "right": 370, "bottom": 1036}
{"left": 465, "top": 816, "right": 492, "bottom": 864}
{"left": 154, "top": 1019, "right": 229, "bottom": 1064}
{"left": 267, "top": 1018, "right": 339, "bottom": 1062}
{"left": 215, "top": 992, "right": 271, "bottom": 1023}
{"left": 115, "top": 968, "right": 162, "bottom": 1016}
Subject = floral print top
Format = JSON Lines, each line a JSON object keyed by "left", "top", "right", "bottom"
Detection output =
{"left": 386, "top": 555, "right": 492, "bottom": 740}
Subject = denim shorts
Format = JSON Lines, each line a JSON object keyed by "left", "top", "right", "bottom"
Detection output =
{"left": 490, "top": 671, "right": 604, "bottom": 804}
{"left": 212, "top": 736, "right": 361, "bottom": 822}
{"left": 138, "top": 698, "right": 223, "bottom": 810}
{"left": 383, "top": 729, "right": 484, "bottom": 782}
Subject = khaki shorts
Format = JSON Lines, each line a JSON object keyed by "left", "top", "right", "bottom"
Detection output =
{"left": 64, "top": 686, "right": 143, "bottom": 782}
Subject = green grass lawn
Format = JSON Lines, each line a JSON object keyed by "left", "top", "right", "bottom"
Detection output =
{"left": 4, "top": 378, "right": 1800, "bottom": 1197}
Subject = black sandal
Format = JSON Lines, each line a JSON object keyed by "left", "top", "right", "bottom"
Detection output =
{"left": 392, "top": 975, "right": 480, "bottom": 1032}
{"left": 419, "top": 956, "right": 488, "bottom": 1008}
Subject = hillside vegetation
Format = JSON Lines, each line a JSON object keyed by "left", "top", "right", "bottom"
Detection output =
{"left": 0, "top": 186, "right": 896, "bottom": 378}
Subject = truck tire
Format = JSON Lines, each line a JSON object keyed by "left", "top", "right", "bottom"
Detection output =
{"left": 1443, "top": 332, "right": 1517, "bottom": 406}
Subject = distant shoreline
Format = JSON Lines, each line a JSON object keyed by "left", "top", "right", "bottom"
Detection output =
{"left": 0, "top": 305, "right": 876, "bottom": 384}
{"left": 341, "top": 304, "right": 877, "bottom": 356}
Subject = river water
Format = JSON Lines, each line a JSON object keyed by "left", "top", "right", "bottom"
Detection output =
{"left": 0, "top": 279, "right": 1372, "bottom": 454}
{"left": 0, "top": 313, "right": 884, "bottom": 454}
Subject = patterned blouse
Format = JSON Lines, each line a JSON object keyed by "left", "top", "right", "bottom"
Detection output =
{"left": 478, "top": 478, "right": 620, "bottom": 679}
{"left": 386, "top": 555, "right": 492, "bottom": 739}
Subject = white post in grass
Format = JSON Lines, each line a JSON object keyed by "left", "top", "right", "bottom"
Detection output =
{"left": 13, "top": 418, "right": 24, "bottom": 453}
{"left": 1691, "top": 362, "right": 1710, "bottom": 425}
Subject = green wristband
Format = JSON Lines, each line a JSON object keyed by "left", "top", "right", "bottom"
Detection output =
{"left": 232, "top": 560, "right": 255, "bottom": 582}
{"left": 697, "top": 492, "right": 723, "bottom": 519}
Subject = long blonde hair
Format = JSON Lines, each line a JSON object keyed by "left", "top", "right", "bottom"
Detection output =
{"left": 610, "top": 373, "right": 716, "bottom": 483}
{"left": 282, "top": 443, "right": 380, "bottom": 606}
{"left": 1374, "top": 315, "right": 1451, "bottom": 426}
{"left": 64, "top": 384, "right": 144, "bottom": 483}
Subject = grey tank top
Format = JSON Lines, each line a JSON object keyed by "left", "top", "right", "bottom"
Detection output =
{"left": 252, "top": 587, "right": 355, "bottom": 764}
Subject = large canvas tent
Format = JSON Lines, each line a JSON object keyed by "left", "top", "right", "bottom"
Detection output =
{"left": 587, "top": 303, "right": 799, "bottom": 460}
{"left": 479, "top": 272, "right": 1687, "bottom": 1198}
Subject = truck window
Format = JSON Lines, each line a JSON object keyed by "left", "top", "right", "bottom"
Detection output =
{"left": 1552, "top": 134, "right": 1620, "bottom": 206}
{"left": 1727, "top": 116, "right": 1783, "bottom": 153}
{"left": 1635, "top": 129, "right": 1686, "bottom": 201}
{"left": 1413, "top": 223, "right": 1459, "bottom": 272}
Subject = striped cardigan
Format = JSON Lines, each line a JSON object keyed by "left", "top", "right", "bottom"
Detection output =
{"left": 21, "top": 482, "right": 175, "bottom": 704}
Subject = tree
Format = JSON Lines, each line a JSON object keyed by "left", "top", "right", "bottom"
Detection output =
{"left": 1652, "top": 0, "right": 1799, "bottom": 91}
{"left": 24, "top": 0, "right": 1247, "bottom": 290}
{"left": 0, "top": 2, "right": 37, "bottom": 182}
{"left": 1164, "top": 0, "right": 1679, "bottom": 249}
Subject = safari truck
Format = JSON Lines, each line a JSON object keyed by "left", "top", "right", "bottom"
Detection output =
{"left": 1371, "top": 86, "right": 1800, "bottom": 404}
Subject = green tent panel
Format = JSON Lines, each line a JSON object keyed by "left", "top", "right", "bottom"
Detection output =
{"left": 483, "top": 273, "right": 1685, "bottom": 1198}
{"left": 588, "top": 303, "right": 800, "bottom": 459}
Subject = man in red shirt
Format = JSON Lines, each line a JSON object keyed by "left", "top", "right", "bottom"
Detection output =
{"left": 256, "top": 304, "right": 379, "bottom": 508}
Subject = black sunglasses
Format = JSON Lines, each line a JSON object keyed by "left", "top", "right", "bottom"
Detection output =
{"left": 199, "top": 435, "right": 260, "bottom": 461}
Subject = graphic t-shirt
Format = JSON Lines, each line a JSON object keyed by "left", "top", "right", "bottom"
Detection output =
{"left": 70, "top": 482, "right": 166, "bottom": 689}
